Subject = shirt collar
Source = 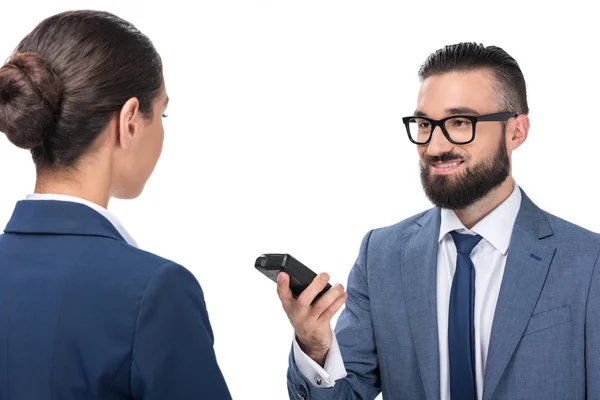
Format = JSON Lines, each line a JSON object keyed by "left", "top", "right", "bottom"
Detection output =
{"left": 438, "top": 180, "right": 522, "bottom": 255}
{"left": 24, "top": 193, "right": 138, "bottom": 248}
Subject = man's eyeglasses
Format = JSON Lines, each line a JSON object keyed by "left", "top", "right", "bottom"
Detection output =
{"left": 402, "top": 111, "right": 518, "bottom": 145}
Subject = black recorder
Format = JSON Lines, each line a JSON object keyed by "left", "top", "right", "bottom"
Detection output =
{"left": 255, "top": 253, "right": 331, "bottom": 304}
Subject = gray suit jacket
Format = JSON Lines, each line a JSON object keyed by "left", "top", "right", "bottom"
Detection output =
{"left": 287, "top": 189, "right": 600, "bottom": 399}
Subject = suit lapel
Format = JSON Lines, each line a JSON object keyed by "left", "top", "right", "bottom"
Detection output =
{"left": 482, "top": 191, "right": 555, "bottom": 399}
{"left": 401, "top": 209, "right": 441, "bottom": 400}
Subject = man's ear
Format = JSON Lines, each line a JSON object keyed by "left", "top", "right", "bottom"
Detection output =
{"left": 117, "top": 97, "right": 141, "bottom": 150}
{"left": 506, "top": 114, "right": 530, "bottom": 152}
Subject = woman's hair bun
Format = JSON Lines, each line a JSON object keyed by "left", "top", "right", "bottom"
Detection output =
{"left": 0, "top": 52, "right": 61, "bottom": 149}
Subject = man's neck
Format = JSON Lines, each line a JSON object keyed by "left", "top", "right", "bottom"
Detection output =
{"left": 454, "top": 178, "right": 515, "bottom": 229}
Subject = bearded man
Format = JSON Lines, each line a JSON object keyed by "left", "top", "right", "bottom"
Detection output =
{"left": 277, "top": 42, "right": 600, "bottom": 400}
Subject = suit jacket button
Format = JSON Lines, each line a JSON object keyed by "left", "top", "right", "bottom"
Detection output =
{"left": 298, "top": 385, "right": 307, "bottom": 399}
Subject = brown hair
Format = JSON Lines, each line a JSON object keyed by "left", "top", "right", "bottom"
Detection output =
{"left": 0, "top": 10, "right": 163, "bottom": 169}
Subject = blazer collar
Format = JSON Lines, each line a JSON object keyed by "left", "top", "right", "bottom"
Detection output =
{"left": 3, "top": 200, "right": 127, "bottom": 243}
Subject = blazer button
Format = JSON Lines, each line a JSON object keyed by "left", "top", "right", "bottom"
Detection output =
{"left": 298, "top": 385, "right": 307, "bottom": 399}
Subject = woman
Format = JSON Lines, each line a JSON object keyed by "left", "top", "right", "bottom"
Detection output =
{"left": 0, "top": 10, "right": 231, "bottom": 399}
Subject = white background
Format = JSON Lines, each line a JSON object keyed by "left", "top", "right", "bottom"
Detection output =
{"left": 1, "top": 1, "right": 599, "bottom": 399}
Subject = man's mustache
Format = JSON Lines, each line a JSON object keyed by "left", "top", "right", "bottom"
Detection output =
{"left": 423, "top": 152, "right": 465, "bottom": 164}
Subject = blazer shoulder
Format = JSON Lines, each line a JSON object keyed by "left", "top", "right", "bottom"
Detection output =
{"left": 88, "top": 237, "right": 195, "bottom": 286}
{"left": 368, "top": 208, "right": 434, "bottom": 242}
{"left": 542, "top": 209, "right": 600, "bottom": 245}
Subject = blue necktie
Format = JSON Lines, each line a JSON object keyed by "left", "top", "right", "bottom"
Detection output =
{"left": 449, "top": 231, "right": 482, "bottom": 400}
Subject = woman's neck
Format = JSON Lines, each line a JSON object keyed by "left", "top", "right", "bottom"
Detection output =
{"left": 34, "top": 165, "right": 111, "bottom": 209}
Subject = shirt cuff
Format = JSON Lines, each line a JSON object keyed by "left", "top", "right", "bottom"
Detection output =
{"left": 292, "top": 333, "right": 347, "bottom": 388}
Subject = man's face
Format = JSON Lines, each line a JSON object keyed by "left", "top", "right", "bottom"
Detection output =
{"left": 416, "top": 69, "right": 511, "bottom": 210}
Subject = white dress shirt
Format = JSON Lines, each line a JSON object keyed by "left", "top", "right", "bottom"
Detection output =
{"left": 294, "top": 181, "right": 522, "bottom": 400}
{"left": 24, "top": 193, "right": 138, "bottom": 248}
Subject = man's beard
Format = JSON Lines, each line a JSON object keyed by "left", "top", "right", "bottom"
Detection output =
{"left": 419, "top": 135, "right": 510, "bottom": 210}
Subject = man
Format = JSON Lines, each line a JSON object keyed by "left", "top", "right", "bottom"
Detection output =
{"left": 277, "top": 42, "right": 600, "bottom": 399}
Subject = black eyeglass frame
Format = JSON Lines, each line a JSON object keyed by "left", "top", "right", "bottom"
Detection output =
{"left": 402, "top": 111, "right": 518, "bottom": 145}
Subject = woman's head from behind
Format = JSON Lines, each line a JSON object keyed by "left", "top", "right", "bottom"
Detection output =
{"left": 0, "top": 10, "right": 167, "bottom": 200}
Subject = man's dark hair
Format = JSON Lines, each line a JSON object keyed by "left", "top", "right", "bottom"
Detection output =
{"left": 418, "top": 42, "right": 528, "bottom": 115}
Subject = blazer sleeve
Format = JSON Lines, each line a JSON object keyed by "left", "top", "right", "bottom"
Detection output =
{"left": 586, "top": 250, "right": 600, "bottom": 397}
{"left": 287, "top": 230, "right": 382, "bottom": 400}
{"left": 130, "top": 262, "right": 232, "bottom": 400}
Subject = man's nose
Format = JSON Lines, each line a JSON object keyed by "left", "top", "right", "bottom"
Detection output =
{"left": 426, "top": 125, "right": 454, "bottom": 157}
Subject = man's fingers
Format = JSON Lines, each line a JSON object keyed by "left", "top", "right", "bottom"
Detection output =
{"left": 310, "top": 283, "right": 345, "bottom": 316}
{"left": 276, "top": 272, "right": 294, "bottom": 310}
{"left": 318, "top": 291, "right": 348, "bottom": 322}
{"left": 296, "top": 273, "right": 331, "bottom": 310}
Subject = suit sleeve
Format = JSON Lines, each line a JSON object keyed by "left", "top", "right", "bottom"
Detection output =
{"left": 130, "top": 262, "right": 232, "bottom": 400}
{"left": 287, "top": 230, "right": 382, "bottom": 400}
{"left": 586, "top": 250, "right": 600, "bottom": 397}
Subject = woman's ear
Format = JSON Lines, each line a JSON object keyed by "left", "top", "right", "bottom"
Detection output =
{"left": 117, "top": 97, "right": 141, "bottom": 150}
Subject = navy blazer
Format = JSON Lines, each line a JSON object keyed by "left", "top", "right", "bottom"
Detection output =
{"left": 288, "top": 189, "right": 600, "bottom": 399}
{"left": 0, "top": 200, "right": 232, "bottom": 399}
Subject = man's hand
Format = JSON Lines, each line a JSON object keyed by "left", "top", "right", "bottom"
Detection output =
{"left": 277, "top": 272, "right": 347, "bottom": 366}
